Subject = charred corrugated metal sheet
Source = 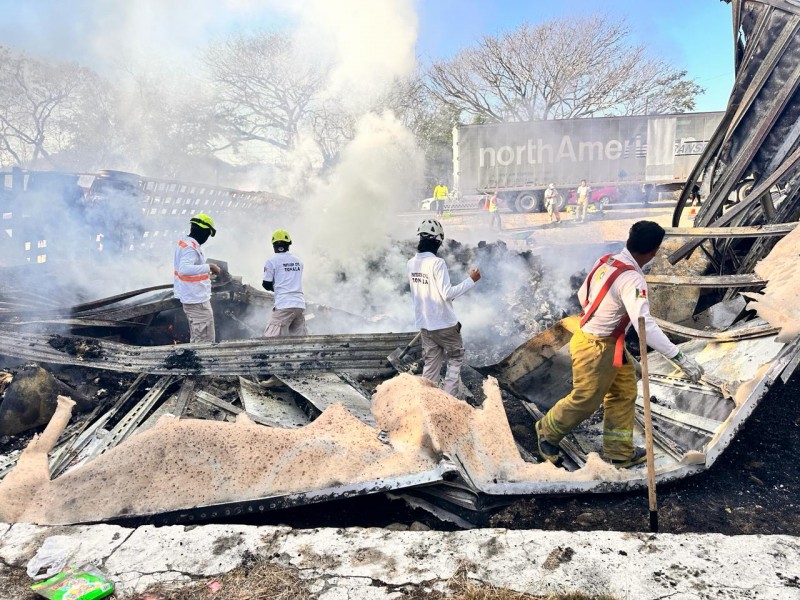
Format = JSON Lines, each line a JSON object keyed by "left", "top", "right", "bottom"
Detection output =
{"left": 670, "top": 0, "right": 800, "bottom": 274}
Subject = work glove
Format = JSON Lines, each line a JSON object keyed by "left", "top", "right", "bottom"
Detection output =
{"left": 671, "top": 351, "right": 704, "bottom": 383}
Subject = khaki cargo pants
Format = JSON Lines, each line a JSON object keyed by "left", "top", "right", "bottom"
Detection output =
{"left": 421, "top": 324, "right": 464, "bottom": 396}
{"left": 538, "top": 328, "right": 637, "bottom": 460}
{"left": 183, "top": 300, "right": 216, "bottom": 343}
{"left": 546, "top": 201, "right": 561, "bottom": 222}
{"left": 576, "top": 198, "right": 589, "bottom": 221}
{"left": 264, "top": 307, "right": 307, "bottom": 337}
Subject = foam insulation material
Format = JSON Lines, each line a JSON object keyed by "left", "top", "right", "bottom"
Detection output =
{"left": 1, "top": 374, "right": 631, "bottom": 525}
{"left": 744, "top": 226, "right": 800, "bottom": 343}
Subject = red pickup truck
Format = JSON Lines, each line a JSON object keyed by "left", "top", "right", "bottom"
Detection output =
{"left": 565, "top": 185, "right": 622, "bottom": 208}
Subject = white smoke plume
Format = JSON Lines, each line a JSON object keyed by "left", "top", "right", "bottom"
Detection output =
{"left": 206, "top": 0, "right": 425, "bottom": 324}
{"left": 2, "top": 0, "right": 594, "bottom": 360}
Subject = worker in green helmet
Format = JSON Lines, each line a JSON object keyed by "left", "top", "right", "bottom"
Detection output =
{"left": 173, "top": 213, "right": 221, "bottom": 343}
{"left": 262, "top": 229, "right": 307, "bottom": 337}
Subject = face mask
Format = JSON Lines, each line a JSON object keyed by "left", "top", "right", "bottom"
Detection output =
{"left": 641, "top": 258, "right": 655, "bottom": 274}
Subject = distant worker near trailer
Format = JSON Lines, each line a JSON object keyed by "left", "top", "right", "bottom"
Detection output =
{"left": 535, "top": 221, "right": 704, "bottom": 468}
{"left": 576, "top": 179, "right": 591, "bottom": 223}
{"left": 407, "top": 219, "right": 481, "bottom": 396}
{"left": 487, "top": 191, "right": 501, "bottom": 230}
{"left": 432, "top": 181, "right": 449, "bottom": 217}
{"left": 173, "top": 213, "right": 221, "bottom": 343}
{"left": 263, "top": 229, "right": 307, "bottom": 337}
{"left": 544, "top": 183, "right": 562, "bottom": 224}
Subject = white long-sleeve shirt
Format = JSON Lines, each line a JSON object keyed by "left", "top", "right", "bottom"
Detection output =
{"left": 580, "top": 247, "right": 679, "bottom": 358}
{"left": 407, "top": 252, "right": 475, "bottom": 330}
{"left": 173, "top": 235, "right": 211, "bottom": 304}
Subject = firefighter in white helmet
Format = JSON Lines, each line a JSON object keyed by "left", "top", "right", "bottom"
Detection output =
{"left": 407, "top": 219, "right": 481, "bottom": 396}
{"left": 173, "top": 213, "right": 221, "bottom": 343}
{"left": 263, "top": 229, "right": 307, "bottom": 337}
{"left": 536, "top": 221, "right": 704, "bottom": 468}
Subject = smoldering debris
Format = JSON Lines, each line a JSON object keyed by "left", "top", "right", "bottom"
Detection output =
{"left": 48, "top": 335, "right": 105, "bottom": 360}
{"left": 164, "top": 348, "right": 203, "bottom": 371}
{"left": 332, "top": 238, "right": 584, "bottom": 365}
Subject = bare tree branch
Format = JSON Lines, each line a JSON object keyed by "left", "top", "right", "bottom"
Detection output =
{"left": 204, "top": 32, "right": 326, "bottom": 152}
{"left": 425, "top": 14, "right": 703, "bottom": 124}
{"left": 0, "top": 46, "right": 99, "bottom": 169}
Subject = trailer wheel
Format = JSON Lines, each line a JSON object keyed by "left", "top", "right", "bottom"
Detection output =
{"left": 598, "top": 196, "right": 611, "bottom": 209}
{"left": 515, "top": 192, "right": 541, "bottom": 213}
{"left": 504, "top": 195, "right": 519, "bottom": 212}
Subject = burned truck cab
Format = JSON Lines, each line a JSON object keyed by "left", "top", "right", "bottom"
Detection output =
{"left": 82, "top": 170, "right": 146, "bottom": 254}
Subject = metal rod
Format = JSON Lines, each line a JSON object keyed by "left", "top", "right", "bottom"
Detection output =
{"left": 645, "top": 273, "right": 764, "bottom": 287}
{"left": 638, "top": 316, "right": 659, "bottom": 533}
{"left": 662, "top": 222, "right": 796, "bottom": 238}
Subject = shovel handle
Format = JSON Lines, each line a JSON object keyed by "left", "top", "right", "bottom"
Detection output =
{"left": 399, "top": 331, "right": 422, "bottom": 359}
{"left": 638, "top": 316, "right": 658, "bottom": 531}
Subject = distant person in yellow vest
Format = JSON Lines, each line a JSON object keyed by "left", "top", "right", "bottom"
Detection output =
{"left": 544, "top": 183, "right": 562, "bottom": 224}
{"left": 433, "top": 182, "right": 449, "bottom": 217}
{"left": 576, "top": 180, "right": 591, "bottom": 223}
{"left": 485, "top": 191, "right": 501, "bottom": 229}
{"left": 173, "top": 213, "right": 221, "bottom": 343}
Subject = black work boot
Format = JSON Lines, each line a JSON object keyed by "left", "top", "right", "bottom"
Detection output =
{"left": 535, "top": 421, "right": 562, "bottom": 465}
{"left": 604, "top": 446, "right": 647, "bottom": 469}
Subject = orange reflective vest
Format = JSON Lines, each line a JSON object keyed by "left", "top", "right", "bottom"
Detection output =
{"left": 173, "top": 236, "right": 211, "bottom": 304}
{"left": 174, "top": 240, "right": 210, "bottom": 282}
{"left": 579, "top": 254, "right": 636, "bottom": 367}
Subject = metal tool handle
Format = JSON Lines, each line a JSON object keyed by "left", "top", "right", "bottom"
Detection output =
{"left": 398, "top": 331, "right": 422, "bottom": 360}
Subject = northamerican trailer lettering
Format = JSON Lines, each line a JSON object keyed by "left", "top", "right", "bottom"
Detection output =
{"left": 478, "top": 136, "right": 710, "bottom": 168}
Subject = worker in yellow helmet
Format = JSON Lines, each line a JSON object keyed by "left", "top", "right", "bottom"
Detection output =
{"left": 173, "top": 213, "right": 221, "bottom": 343}
{"left": 262, "top": 229, "right": 307, "bottom": 337}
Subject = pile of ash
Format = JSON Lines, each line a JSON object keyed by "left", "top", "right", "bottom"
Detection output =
{"left": 164, "top": 348, "right": 203, "bottom": 371}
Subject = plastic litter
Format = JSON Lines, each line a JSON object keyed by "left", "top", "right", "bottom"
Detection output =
{"left": 30, "top": 563, "right": 114, "bottom": 600}
{"left": 27, "top": 537, "right": 69, "bottom": 581}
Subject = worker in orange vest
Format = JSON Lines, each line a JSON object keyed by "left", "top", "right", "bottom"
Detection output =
{"left": 535, "top": 221, "right": 704, "bottom": 468}
{"left": 173, "top": 213, "right": 221, "bottom": 343}
{"left": 486, "top": 192, "right": 501, "bottom": 229}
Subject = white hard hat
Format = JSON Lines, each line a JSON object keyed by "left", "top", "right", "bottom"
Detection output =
{"left": 417, "top": 218, "right": 444, "bottom": 241}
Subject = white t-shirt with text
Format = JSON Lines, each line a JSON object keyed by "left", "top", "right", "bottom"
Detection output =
{"left": 263, "top": 251, "right": 306, "bottom": 310}
{"left": 407, "top": 252, "right": 475, "bottom": 331}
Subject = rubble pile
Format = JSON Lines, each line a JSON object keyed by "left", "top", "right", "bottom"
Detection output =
{"left": 351, "top": 238, "right": 584, "bottom": 365}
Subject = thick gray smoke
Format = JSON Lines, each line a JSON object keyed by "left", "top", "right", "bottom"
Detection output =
{"left": 1, "top": 0, "right": 602, "bottom": 364}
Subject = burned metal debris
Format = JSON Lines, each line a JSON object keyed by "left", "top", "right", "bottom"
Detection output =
{"left": 1, "top": 0, "right": 799, "bottom": 529}
{"left": 670, "top": 0, "right": 800, "bottom": 279}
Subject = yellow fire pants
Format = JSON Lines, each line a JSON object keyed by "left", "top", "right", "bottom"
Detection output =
{"left": 538, "top": 328, "right": 637, "bottom": 460}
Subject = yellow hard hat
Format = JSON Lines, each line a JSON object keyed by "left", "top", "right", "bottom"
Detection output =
{"left": 190, "top": 213, "right": 216, "bottom": 237}
{"left": 272, "top": 229, "right": 291, "bottom": 244}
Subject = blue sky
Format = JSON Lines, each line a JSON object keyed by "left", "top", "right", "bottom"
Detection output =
{"left": 0, "top": 0, "right": 735, "bottom": 112}
{"left": 416, "top": 0, "right": 735, "bottom": 112}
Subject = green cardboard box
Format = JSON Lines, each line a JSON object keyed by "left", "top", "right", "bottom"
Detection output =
{"left": 31, "top": 564, "right": 114, "bottom": 600}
